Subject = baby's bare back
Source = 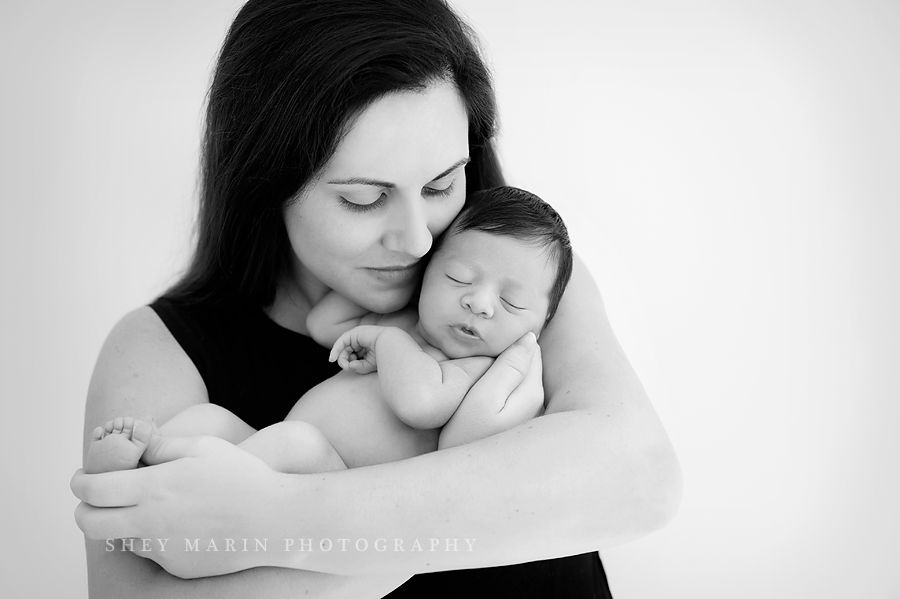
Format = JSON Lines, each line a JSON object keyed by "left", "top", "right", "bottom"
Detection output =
{"left": 285, "top": 369, "right": 439, "bottom": 468}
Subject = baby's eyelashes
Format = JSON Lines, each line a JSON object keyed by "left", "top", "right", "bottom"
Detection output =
{"left": 501, "top": 298, "right": 524, "bottom": 310}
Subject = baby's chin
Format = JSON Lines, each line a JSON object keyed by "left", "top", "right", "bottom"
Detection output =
{"left": 436, "top": 340, "right": 504, "bottom": 360}
{"left": 438, "top": 331, "right": 543, "bottom": 360}
{"left": 440, "top": 346, "right": 495, "bottom": 360}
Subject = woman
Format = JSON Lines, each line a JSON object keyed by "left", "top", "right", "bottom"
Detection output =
{"left": 71, "top": 0, "right": 682, "bottom": 597}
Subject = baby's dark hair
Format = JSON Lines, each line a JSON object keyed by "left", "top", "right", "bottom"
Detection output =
{"left": 442, "top": 186, "right": 573, "bottom": 325}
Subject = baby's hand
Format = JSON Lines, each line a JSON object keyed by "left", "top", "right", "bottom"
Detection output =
{"left": 329, "top": 325, "right": 385, "bottom": 374}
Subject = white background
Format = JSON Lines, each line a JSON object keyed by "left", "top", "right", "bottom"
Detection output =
{"left": 2, "top": 0, "right": 898, "bottom": 596}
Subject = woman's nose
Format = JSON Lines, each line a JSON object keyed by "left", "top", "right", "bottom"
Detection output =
{"left": 383, "top": 196, "right": 433, "bottom": 257}
{"left": 462, "top": 291, "right": 494, "bottom": 318}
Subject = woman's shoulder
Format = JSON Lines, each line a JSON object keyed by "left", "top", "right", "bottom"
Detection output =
{"left": 107, "top": 304, "right": 200, "bottom": 367}
{"left": 111, "top": 304, "right": 176, "bottom": 344}
{"left": 92, "top": 306, "right": 187, "bottom": 374}
{"left": 85, "top": 305, "right": 209, "bottom": 432}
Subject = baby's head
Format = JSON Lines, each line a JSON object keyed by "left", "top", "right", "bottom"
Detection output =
{"left": 416, "top": 186, "right": 573, "bottom": 359}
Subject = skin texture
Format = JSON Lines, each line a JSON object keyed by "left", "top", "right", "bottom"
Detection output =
{"left": 73, "top": 79, "right": 683, "bottom": 595}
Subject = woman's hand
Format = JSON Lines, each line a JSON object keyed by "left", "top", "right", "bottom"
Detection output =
{"left": 72, "top": 434, "right": 291, "bottom": 579}
{"left": 439, "top": 332, "right": 544, "bottom": 448}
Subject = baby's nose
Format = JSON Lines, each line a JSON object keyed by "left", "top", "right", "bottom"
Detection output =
{"left": 462, "top": 292, "right": 493, "bottom": 318}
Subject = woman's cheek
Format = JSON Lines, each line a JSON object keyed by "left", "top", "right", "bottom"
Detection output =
{"left": 433, "top": 193, "right": 466, "bottom": 236}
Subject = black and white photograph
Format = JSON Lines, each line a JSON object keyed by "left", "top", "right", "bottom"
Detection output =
{"left": 2, "top": 0, "right": 898, "bottom": 597}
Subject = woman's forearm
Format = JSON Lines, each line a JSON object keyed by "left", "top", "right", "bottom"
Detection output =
{"left": 86, "top": 540, "right": 408, "bottom": 598}
{"left": 266, "top": 255, "right": 682, "bottom": 575}
{"left": 274, "top": 403, "right": 678, "bottom": 575}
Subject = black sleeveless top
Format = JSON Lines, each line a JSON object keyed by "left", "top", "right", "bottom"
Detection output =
{"left": 150, "top": 297, "right": 613, "bottom": 598}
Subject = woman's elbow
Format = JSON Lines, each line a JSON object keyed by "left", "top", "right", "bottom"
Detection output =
{"left": 635, "top": 444, "right": 683, "bottom": 535}
{"left": 583, "top": 437, "right": 683, "bottom": 546}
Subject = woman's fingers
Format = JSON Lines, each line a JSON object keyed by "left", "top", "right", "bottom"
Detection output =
{"left": 73, "top": 501, "right": 141, "bottom": 540}
{"left": 140, "top": 433, "right": 219, "bottom": 466}
{"left": 70, "top": 434, "right": 207, "bottom": 505}
{"left": 70, "top": 468, "right": 145, "bottom": 507}
{"left": 73, "top": 432, "right": 286, "bottom": 577}
{"left": 496, "top": 345, "right": 545, "bottom": 422}
{"left": 490, "top": 332, "right": 537, "bottom": 383}
{"left": 461, "top": 332, "right": 537, "bottom": 410}
{"left": 71, "top": 436, "right": 232, "bottom": 541}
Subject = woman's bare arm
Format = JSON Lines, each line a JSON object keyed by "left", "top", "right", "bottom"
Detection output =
{"left": 280, "top": 254, "right": 683, "bottom": 574}
{"left": 79, "top": 307, "right": 408, "bottom": 597}
{"left": 73, "top": 255, "right": 681, "bottom": 578}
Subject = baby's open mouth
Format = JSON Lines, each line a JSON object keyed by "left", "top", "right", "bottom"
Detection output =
{"left": 452, "top": 324, "right": 481, "bottom": 340}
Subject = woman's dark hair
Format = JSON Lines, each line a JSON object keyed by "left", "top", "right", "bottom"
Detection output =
{"left": 440, "top": 186, "right": 573, "bottom": 325}
{"left": 164, "top": 0, "right": 504, "bottom": 307}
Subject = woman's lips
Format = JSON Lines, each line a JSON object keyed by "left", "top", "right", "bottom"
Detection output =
{"left": 364, "top": 263, "right": 420, "bottom": 283}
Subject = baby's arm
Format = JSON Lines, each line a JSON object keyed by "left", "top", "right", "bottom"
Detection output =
{"left": 306, "top": 290, "right": 375, "bottom": 347}
{"left": 330, "top": 325, "right": 493, "bottom": 429}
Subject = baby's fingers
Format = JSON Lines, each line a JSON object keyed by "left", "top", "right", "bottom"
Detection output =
{"left": 349, "top": 360, "right": 376, "bottom": 374}
{"left": 337, "top": 348, "right": 353, "bottom": 369}
{"left": 329, "top": 336, "right": 349, "bottom": 362}
{"left": 348, "top": 361, "right": 365, "bottom": 374}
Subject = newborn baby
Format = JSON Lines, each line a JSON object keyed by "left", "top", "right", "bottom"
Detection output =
{"left": 85, "top": 186, "right": 572, "bottom": 475}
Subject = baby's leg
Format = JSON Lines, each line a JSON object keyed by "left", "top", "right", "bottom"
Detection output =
{"left": 159, "top": 403, "right": 257, "bottom": 444}
{"left": 84, "top": 404, "right": 254, "bottom": 475}
{"left": 84, "top": 406, "right": 345, "bottom": 476}
{"left": 238, "top": 421, "right": 347, "bottom": 474}
{"left": 165, "top": 400, "right": 347, "bottom": 473}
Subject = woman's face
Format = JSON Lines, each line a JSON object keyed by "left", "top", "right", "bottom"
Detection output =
{"left": 284, "top": 79, "right": 470, "bottom": 313}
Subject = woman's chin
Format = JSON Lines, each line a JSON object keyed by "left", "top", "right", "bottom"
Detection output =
{"left": 353, "top": 287, "right": 415, "bottom": 315}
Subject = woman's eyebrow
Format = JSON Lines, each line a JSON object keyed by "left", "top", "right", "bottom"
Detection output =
{"left": 430, "top": 157, "right": 470, "bottom": 182}
{"left": 326, "top": 157, "right": 470, "bottom": 187}
{"left": 326, "top": 176, "right": 395, "bottom": 188}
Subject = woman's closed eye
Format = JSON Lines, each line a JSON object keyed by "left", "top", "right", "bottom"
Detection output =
{"left": 423, "top": 180, "right": 455, "bottom": 198}
{"left": 339, "top": 193, "right": 387, "bottom": 213}
{"left": 338, "top": 177, "right": 454, "bottom": 212}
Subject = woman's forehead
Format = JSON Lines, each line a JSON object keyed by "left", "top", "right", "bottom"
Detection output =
{"left": 324, "top": 80, "right": 469, "bottom": 184}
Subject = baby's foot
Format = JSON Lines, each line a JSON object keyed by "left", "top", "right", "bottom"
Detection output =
{"left": 85, "top": 417, "right": 157, "bottom": 474}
